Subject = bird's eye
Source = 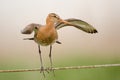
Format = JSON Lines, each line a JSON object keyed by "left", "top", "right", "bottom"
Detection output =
{"left": 55, "top": 16, "right": 60, "bottom": 19}
{"left": 52, "top": 15, "right": 59, "bottom": 19}
{"left": 52, "top": 15, "right": 56, "bottom": 17}
{"left": 53, "top": 15, "right": 57, "bottom": 17}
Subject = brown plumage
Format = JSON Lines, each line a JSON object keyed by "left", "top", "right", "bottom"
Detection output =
{"left": 21, "top": 13, "right": 98, "bottom": 76}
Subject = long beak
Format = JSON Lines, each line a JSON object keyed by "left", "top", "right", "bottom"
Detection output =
{"left": 59, "top": 19, "right": 70, "bottom": 25}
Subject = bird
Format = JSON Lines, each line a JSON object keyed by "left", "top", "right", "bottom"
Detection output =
{"left": 21, "top": 13, "right": 98, "bottom": 76}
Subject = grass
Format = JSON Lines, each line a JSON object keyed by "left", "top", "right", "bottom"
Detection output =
{"left": 0, "top": 54, "right": 120, "bottom": 80}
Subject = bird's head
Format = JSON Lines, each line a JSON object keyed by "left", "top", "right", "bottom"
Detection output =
{"left": 46, "top": 13, "right": 70, "bottom": 24}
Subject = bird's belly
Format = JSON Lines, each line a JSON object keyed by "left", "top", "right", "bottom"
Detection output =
{"left": 35, "top": 37, "right": 56, "bottom": 46}
{"left": 34, "top": 31, "right": 58, "bottom": 46}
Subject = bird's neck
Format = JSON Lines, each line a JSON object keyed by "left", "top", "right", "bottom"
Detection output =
{"left": 46, "top": 16, "right": 56, "bottom": 27}
{"left": 46, "top": 20, "right": 55, "bottom": 29}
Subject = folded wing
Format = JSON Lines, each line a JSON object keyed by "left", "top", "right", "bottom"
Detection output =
{"left": 55, "top": 18, "right": 98, "bottom": 33}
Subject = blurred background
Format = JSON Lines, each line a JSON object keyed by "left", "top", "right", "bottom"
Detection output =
{"left": 0, "top": 0, "right": 120, "bottom": 80}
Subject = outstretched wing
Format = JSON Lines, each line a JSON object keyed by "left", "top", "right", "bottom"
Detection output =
{"left": 21, "top": 23, "right": 42, "bottom": 34}
{"left": 55, "top": 18, "right": 98, "bottom": 33}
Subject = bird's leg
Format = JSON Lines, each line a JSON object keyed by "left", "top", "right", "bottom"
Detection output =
{"left": 49, "top": 45, "right": 55, "bottom": 76}
{"left": 49, "top": 45, "right": 53, "bottom": 69}
{"left": 38, "top": 45, "right": 45, "bottom": 77}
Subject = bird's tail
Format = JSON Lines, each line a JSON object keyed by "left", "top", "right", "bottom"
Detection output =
{"left": 23, "top": 38, "right": 34, "bottom": 40}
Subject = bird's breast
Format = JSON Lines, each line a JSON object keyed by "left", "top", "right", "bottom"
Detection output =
{"left": 34, "top": 27, "right": 58, "bottom": 46}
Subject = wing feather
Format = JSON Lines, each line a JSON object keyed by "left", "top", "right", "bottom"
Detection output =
{"left": 55, "top": 18, "right": 98, "bottom": 33}
{"left": 21, "top": 23, "right": 42, "bottom": 34}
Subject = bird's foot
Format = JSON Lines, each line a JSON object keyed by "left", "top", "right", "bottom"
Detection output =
{"left": 40, "top": 66, "right": 46, "bottom": 77}
{"left": 49, "top": 66, "right": 55, "bottom": 76}
{"left": 40, "top": 66, "right": 49, "bottom": 77}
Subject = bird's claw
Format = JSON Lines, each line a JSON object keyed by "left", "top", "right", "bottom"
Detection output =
{"left": 48, "top": 67, "right": 55, "bottom": 76}
{"left": 40, "top": 66, "right": 46, "bottom": 77}
{"left": 40, "top": 66, "right": 50, "bottom": 77}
